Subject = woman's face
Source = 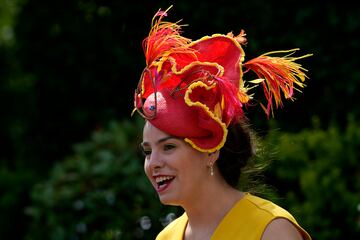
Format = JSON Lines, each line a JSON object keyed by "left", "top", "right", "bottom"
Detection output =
{"left": 142, "top": 122, "right": 211, "bottom": 206}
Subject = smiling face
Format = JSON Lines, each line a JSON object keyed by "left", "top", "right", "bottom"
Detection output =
{"left": 142, "top": 122, "right": 212, "bottom": 206}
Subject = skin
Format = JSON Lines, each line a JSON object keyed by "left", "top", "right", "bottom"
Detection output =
{"left": 142, "top": 122, "right": 304, "bottom": 240}
{"left": 142, "top": 122, "right": 223, "bottom": 208}
{"left": 262, "top": 218, "right": 304, "bottom": 240}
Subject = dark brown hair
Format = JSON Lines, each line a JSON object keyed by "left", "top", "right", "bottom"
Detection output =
{"left": 217, "top": 120, "right": 266, "bottom": 190}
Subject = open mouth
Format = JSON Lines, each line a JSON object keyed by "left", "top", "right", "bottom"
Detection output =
{"left": 155, "top": 176, "right": 175, "bottom": 192}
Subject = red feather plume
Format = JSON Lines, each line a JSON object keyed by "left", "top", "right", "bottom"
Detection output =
{"left": 244, "top": 49, "right": 312, "bottom": 117}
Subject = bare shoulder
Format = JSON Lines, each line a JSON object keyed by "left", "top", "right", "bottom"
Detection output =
{"left": 261, "top": 218, "right": 304, "bottom": 240}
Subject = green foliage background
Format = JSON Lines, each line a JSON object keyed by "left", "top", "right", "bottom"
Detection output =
{"left": 0, "top": 0, "right": 359, "bottom": 239}
{"left": 25, "top": 117, "right": 181, "bottom": 240}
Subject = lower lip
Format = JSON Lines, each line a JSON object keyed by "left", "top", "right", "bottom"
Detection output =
{"left": 156, "top": 179, "right": 174, "bottom": 193}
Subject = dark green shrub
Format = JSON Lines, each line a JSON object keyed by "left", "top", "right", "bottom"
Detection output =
{"left": 264, "top": 117, "right": 360, "bottom": 239}
{"left": 0, "top": 168, "right": 35, "bottom": 239}
{"left": 25, "top": 117, "right": 180, "bottom": 240}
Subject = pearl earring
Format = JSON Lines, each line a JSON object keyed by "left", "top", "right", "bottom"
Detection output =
{"left": 209, "top": 162, "right": 214, "bottom": 176}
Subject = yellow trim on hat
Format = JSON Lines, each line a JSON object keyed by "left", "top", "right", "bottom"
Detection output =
{"left": 184, "top": 81, "right": 228, "bottom": 153}
{"left": 189, "top": 34, "right": 246, "bottom": 90}
{"left": 169, "top": 57, "right": 225, "bottom": 77}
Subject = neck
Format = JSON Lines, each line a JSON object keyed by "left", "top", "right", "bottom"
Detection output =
{"left": 183, "top": 178, "right": 244, "bottom": 240}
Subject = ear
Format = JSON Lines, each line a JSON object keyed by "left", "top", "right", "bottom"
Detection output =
{"left": 208, "top": 151, "right": 220, "bottom": 164}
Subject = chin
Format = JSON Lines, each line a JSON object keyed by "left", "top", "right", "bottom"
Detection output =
{"left": 158, "top": 195, "right": 180, "bottom": 206}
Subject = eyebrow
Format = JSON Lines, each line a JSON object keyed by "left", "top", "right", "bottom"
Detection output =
{"left": 142, "top": 136, "right": 179, "bottom": 146}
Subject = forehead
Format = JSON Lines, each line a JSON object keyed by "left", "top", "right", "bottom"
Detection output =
{"left": 142, "top": 121, "right": 170, "bottom": 141}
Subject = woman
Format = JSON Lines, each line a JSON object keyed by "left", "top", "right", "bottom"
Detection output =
{"left": 134, "top": 7, "right": 312, "bottom": 240}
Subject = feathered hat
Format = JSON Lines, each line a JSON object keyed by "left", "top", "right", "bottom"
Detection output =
{"left": 133, "top": 6, "right": 311, "bottom": 153}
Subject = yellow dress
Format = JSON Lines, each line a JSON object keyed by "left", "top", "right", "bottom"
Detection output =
{"left": 155, "top": 193, "right": 311, "bottom": 240}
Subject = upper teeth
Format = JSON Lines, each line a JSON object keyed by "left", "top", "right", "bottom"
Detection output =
{"left": 155, "top": 176, "right": 174, "bottom": 183}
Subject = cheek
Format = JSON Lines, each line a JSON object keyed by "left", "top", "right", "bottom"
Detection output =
{"left": 181, "top": 158, "right": 205, "bottom": 181}
{"left": 143, "top": 159, "right": 151, "bottom": 178}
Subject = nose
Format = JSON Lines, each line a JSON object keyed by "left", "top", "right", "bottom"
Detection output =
{"left": 147, "top": 150, "right": 164, "bottom": 171}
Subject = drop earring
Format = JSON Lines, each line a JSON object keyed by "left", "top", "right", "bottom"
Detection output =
{"left": 209, "top": 162, "right": 214, "bottom": 176}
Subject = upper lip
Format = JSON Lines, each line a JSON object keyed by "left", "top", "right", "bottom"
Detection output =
{"left": 155, "top": 175, "right": 174, "bottom": 183}
{"left": 153, "top": 175, "right": 175, "bottom": 183}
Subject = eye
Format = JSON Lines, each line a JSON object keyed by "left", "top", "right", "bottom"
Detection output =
{"left": 163, "top": 144, "right": 176, "bottom": 151}
{"left": 141, "top": 147, "right": 152, "bottom": 157}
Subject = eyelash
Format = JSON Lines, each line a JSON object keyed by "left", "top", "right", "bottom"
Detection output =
{"left": 141, "top": 144, "right": 176, "bottom": 157}
{"left": 164, "top": 144, "right": 175, "bottom": 151}
{"left": 142, "top": 148, "right": 151, "bottom": 156}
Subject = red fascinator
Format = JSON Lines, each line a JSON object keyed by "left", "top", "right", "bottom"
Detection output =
{"left": 133, "top": 7, "right": 311, "bottom": 153}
